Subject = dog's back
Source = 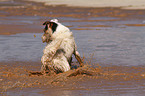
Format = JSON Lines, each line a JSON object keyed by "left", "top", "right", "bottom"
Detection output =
{"left": 53, "top": 31, "right": 75, "bottom": 60}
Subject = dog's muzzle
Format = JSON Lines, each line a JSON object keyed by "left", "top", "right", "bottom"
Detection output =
{"left": 41, "top": 33, "right": 52, "bottom": 43}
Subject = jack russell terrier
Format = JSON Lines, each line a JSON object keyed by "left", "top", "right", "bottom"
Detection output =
{"left": 41, "top": 19, "right": 83, "bottom": 74}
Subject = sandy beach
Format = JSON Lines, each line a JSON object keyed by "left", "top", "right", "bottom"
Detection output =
{"left": 28, "top": 0, "right": 145, "bottom": 9}
{"left": 1, "top": 0, "right": 145, "bottom": 96}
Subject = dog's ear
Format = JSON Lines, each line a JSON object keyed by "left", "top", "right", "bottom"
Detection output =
{"left": 43, "top": 21, "right": 50, "bottom": 32}
{"left": 50, "top": 22, "right": 58, "bottom": 33}
{"left": 43, "top": 21, "right": 58, "bottom": 33}
{"left": 43, "top": 21, "right": 50, "bottom": 25}
{"left": 44, "top": 24, "right": 48, "bottom": 32}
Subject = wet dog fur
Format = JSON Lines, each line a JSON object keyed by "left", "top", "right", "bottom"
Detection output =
{"left": 41, "top": 19, "right": 83, "bottom": 74}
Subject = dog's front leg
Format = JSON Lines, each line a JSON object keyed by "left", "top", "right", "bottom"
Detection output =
{"left": 41, "top": 39, "right": 63, "bottom": 72}
{"left": 44, "top": 39, "right": 63, "bottom": 62}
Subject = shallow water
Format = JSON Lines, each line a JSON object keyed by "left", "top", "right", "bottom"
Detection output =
{"left": 5, "top": 84, "right": 145, "bottom": 96}
{"left": 1, "top": 0, "right": 145, "bottom": 96}
{"left": 0, "top": 33, "right": 44, "bottom": 61}
{"left": 0, "top": 16, "right": 145, "bottom": 66}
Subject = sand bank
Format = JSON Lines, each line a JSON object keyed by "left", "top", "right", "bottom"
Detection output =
{"left": 27, "top": 0, "right": 145, "bottom": 9}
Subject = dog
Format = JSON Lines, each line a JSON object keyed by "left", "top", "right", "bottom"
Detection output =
{"left": 41, "top": 19, "right": 83, "bottom": 74}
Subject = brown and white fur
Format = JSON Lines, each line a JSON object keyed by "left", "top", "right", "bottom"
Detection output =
{"left": 41, "top": 19, "right": 83, "bottom": 73}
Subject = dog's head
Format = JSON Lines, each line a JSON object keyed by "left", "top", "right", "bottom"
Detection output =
{"left": 41, "top": 19, "right": 58, "bottom": 43}
{"left": 42, "top": 19, "right": 70, "bottom": 43}
{"left": 43, "top": 19, "right": 58, "bottom": 33}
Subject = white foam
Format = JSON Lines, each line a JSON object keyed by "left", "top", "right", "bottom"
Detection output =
{"left": 26, "top": 0, "right": 145, "bottom": 9}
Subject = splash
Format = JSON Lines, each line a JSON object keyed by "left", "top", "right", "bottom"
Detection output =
{"left": 1, "top": 61, "right": 145, "bottom": 93}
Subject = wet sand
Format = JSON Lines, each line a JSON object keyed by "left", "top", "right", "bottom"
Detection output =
{"left": 1, "top": 0, "right": 145, "bottom": 96}
{"left": 1, "top": 61, "right": 145, "bottom": 95}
